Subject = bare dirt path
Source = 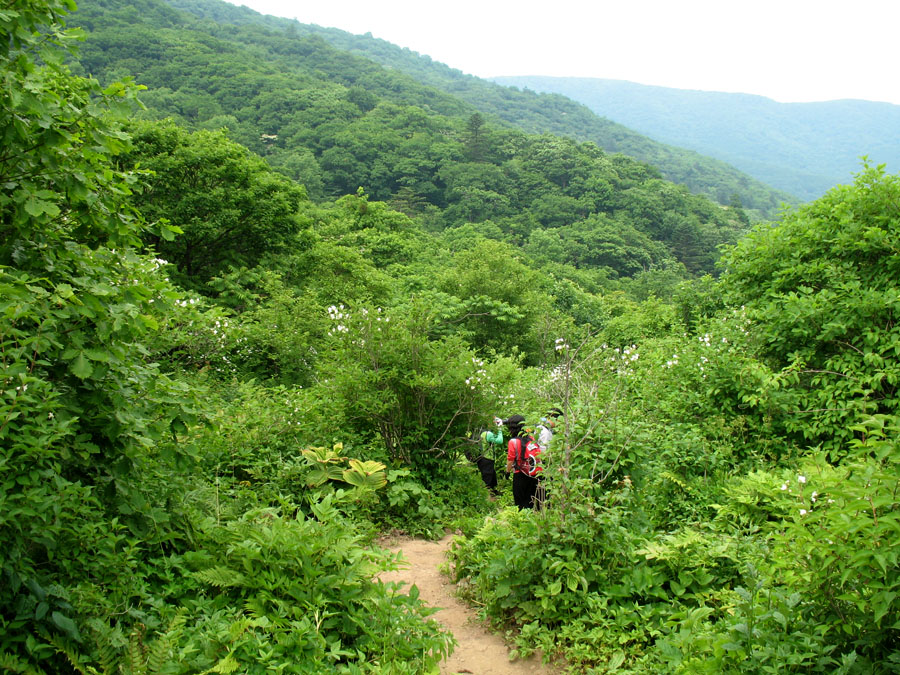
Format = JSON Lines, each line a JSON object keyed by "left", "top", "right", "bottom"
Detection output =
{"left": 378, "top": 534, "right": 560, "bottom": 675}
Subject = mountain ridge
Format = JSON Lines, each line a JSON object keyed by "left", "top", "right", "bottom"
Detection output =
{"left": 490, "top": 76, "right": 900, "bottom": 201}
{"left": 159, "top": 0, "right": 795, "bottom": 217}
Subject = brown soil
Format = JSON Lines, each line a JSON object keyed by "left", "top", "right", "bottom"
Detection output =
{"left": 378, "top": 534, "right": 560, "bottom": 675}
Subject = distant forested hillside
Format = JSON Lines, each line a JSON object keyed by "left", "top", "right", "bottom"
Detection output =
{"left": 151, "top": 0, "right": 795, "bottom": 218}
{"left": 492, "top": 76, "right": 900, "bottom": 202}
{"left": 68, "top": 0, "right": 751, "bottom": 283}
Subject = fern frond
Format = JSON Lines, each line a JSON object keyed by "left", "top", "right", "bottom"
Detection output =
{"left": 80, "top": 616, "right": 124, "bottom": 674}
{"left": 242, "top": 597, "right": 267, "bottom": 621}
{"left": 0, "top": 650, "right": 48, "bottom": 674}
{"left": 659, "top": 470, "right": 691, "bottom": 492}
{"left": 192, "top": 566, "right": 247, "bottom": 588}
{"left": 199, "top": 653, "right": 241, "bottom": 674}
{"left": 666, "top": 528, "right": 705, "bottom": 549}
{"left": 637, "top": 528, "right": 708, "bottom": 561}
{"left": 227, "top": 617, "right": 254, "bottom": 641}
{"left": 125, "top": 622, "right": 148, "bottom": 675}
{"left": 49, "top": 637, "right": 99, "bottom": 674}
{"left": 96, "top": 636, "right": 121, "bottom": 675}
{"left": 146, "top": 609, "right": 189, "bottom": 674}
{"left": 243, "top": 599, "right": 287, "bottom": 629}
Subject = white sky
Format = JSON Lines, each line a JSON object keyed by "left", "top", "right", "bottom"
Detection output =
{"left": 225, "top": 0, "right": 900, "bottom": 105}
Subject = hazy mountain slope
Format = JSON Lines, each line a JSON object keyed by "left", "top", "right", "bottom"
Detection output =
{"left": 162, "top": 0, "right": 795, "bottom": 218}
{"left": 491, "top": 76, "right": 900, "bottom": 201}
{"left": 69, "top": 0, "right": 754, "bottom": 280}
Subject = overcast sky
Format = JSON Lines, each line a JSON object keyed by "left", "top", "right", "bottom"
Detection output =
{"left": 224, "top": 0, "right": 899, "bottom": 105}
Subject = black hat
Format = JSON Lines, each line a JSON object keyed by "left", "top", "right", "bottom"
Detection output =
{"left": 504, "top": 414, "right": 525, "bottom": 429}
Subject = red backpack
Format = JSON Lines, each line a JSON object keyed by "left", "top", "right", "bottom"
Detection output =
{"left": 513, "top": 434, "right": 542, "bottom": 477}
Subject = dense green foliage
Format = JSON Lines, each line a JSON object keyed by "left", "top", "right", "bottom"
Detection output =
{"left": 493, "top": 76, "right": 900, "bottom": 202}
{"left": 0, "top": 0, "right": 197, "bottom": 642}
{"left": 3, "top": 0, "right": 898, "bottom": 673}
{"left": 0, "top": 3, "right": 457, "bottom": 672}
{"left": 719, "top": 165, "right": 900, "bottom": 452}
{"left": 449, "top": 167, "right": 900, "bottom": 672}
{"left": 123, "top": 120, "right": 307, "bottom": 287}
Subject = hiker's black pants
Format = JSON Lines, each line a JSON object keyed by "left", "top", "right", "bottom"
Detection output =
{"left": 475, "top": 456, "right": 498, "bottom": 492}
{"left": 512, "top": 472, "right": 539, "bottom": 510}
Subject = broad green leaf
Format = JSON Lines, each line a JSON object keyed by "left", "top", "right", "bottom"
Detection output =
{"left": 70, "top": 352, "right": 93, "bottom": 379}
{"left": 51, "top": 611, "right": 80, "bottom": 640}
{"left": 608, "top": 651, "right": 626, "bottom": 670}
{"left": 306, "top": 464, "right": 345, "bottom": 487}
{"left": 342, "top": 459, "right": 387, "bottom": 490}
{"left": 23, "top": 197, "right": 60, "bottom": 218}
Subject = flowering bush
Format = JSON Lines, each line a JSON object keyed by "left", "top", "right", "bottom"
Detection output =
{"left": 320, "top": 299, "right": 518, "bottom": 474}
{"left": 769, "top": 416, "right": 900, "bottom": 668}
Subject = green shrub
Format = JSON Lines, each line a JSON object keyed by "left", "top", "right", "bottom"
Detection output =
{"left": 448, "top": 485, "right": 658, "bottom": 667}
{"left": 0, "top": 3, "right": 203, "bottom": 668}
{"left": 719, "top": 164, "right": 900, "bottom": 453}
{"left": 655, "top": 572, "right": 841, "bottom": 674}
{"left": 374, "top": 465, "right": 494, "bottom": 539}
{"left": 177, "top": 502, "right": 454, "bottom": 673}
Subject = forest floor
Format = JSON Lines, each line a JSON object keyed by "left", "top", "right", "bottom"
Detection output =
{"left": 378, "top": 534, "right": 561, "bottom": 675}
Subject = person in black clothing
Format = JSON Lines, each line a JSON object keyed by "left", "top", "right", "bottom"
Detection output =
{"left": 466, "top": 417, "right": 504, "bottom": 495}
{"left": 504, "top": 414, "right": 541, "bottom": 510}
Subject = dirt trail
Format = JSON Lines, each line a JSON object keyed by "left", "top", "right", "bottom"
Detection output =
{"left": 378, "top": 534, "right": 560, "bottom": 675}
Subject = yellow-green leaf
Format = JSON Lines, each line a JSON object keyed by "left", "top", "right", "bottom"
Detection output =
{"left": 70, "top": 352, "right": 93, "bottom": 379}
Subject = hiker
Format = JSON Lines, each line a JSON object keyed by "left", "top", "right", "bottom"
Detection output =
{"left": 537, "top": 408, "right": 563, "bottom": 450}
{"left": 504, "top": 414, "right": 542, "bottom": 510}
{"left": 533, "top": 408, "right": 562, "bottom": 507}
{"left": 469, "top": 416, "right": 504, "bottom": 494}
{"left": 536, "top": 407, "right": 563, "bottom": 450}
